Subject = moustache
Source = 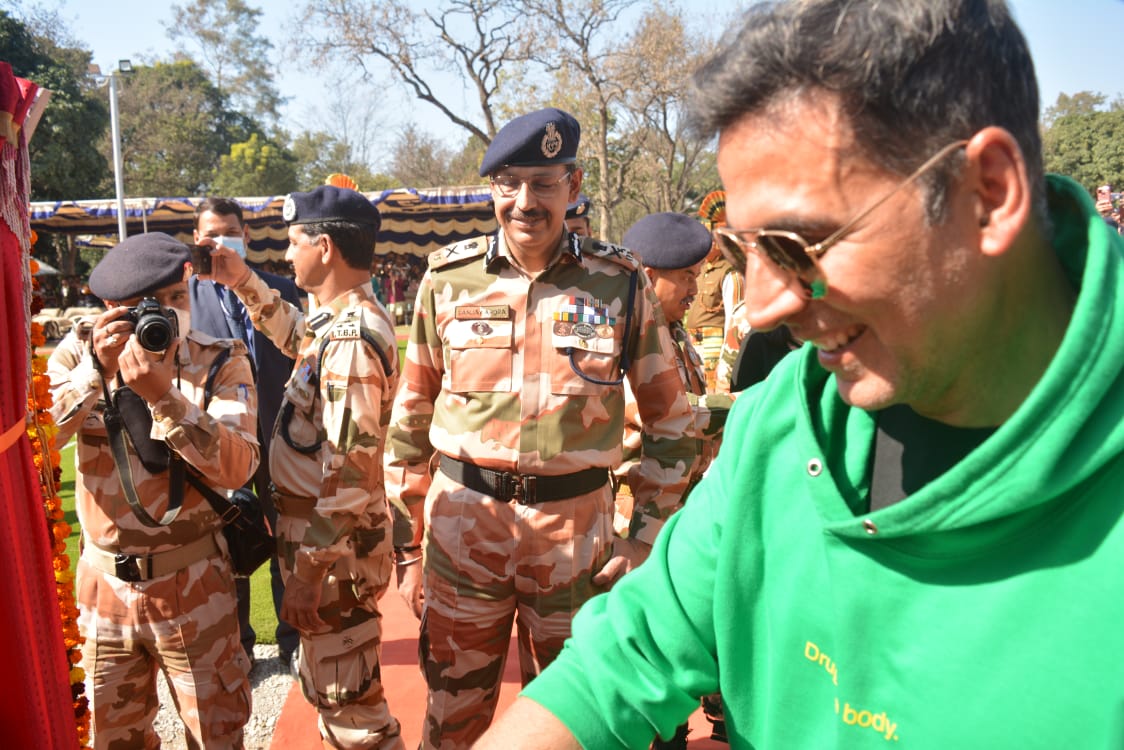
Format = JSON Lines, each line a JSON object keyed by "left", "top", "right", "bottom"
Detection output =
{"left": 507, "top": 208, "right": 548, "bottom": 222}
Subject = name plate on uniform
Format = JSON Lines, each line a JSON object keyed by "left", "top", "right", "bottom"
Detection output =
{"left": 455, "top": 305, "right": 512, "bottom": 321}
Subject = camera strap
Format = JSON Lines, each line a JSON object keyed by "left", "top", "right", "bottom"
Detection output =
{"left": 102, "top": 375, "right": 184, "bottom": 527}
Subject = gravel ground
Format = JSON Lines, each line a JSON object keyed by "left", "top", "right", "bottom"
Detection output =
{"left": 133, "top": 644, "right": 294, "bottom": 749}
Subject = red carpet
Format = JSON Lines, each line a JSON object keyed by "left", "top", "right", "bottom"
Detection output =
{"left": 270, "top": 576, "right": 726, "bottom": 748}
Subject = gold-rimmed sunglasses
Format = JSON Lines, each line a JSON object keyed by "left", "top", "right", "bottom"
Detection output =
{"left": 712, "top": 139, "right": 969, "bottom": 300}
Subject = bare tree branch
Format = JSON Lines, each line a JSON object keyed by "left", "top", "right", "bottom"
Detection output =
{"left": 300, "top": 0, "right": 533, "bottom": 146}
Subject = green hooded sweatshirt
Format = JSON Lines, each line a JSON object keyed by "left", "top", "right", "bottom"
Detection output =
{"left": 524, "top": 175, "right": 1124, "bottom": 749}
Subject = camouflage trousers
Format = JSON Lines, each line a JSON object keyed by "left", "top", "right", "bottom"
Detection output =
{"left": 418, "top": 470, "right": 614, "bottom": 749}
{"left": 76, "top": 550, "right": 251, "bottom": 749}
{"left": 277, "top": 518, "right": 404, "bottom": 750}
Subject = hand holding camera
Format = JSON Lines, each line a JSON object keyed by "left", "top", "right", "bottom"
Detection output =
{"left": 93, "top": 300, "right": 180, "bottom": 393}
{"left": 191, "top": 236, "right": 253, "bottom": 289}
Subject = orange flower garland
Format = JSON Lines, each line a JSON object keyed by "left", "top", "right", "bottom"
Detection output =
{"left": 27, "top": 255, "right": 91, "bottom": 746}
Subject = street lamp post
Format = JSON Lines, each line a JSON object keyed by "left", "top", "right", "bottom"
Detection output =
{"left": 89, "top": 60, "right": 132, "bottom": 240}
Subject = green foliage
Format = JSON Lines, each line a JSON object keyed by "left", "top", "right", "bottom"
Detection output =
{"left": 1042, "top": 91, "right": 1124, "bottom": 193}
{"left": 213, "top": 132, "right": 299, "bottom": 196}
{"left": 111, "top": 60, "right": 246, "bottom": 196}
{"left": 0, "top": 9, "right": 110, "bottom": 200}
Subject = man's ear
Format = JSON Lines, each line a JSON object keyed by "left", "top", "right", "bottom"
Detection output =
{"left": 319, "top": 233, "right": 334, "bottom": 264}
{"left": 568, "top": 168, "right": 584, "bottom": 201}
{"left": 965, "top": 126, "right": 1031, "bottom": 258}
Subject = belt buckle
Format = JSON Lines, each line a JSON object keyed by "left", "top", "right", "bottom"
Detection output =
{"left": 113, "top": 552, "right": 143, "bottom": 582}
{"left": 506, "top": 473, "right": 536, "bottom": 505}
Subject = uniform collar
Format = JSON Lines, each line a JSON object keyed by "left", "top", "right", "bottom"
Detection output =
{"left": 487, "top": 231, "right": 581, "bottom": 272}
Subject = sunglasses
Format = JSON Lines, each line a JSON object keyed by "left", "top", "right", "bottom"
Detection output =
{"left": 713, "top": 139, "right": 969, "bottom": 300}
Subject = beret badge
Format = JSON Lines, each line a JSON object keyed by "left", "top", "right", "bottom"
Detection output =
{"left": 541, "top": 122, "right": 563, "bottom": 159}
{"left": 282, "top": 195, "right": 297, "bottom": 222}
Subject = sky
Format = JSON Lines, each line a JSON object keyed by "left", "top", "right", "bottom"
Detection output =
{"left": 19, "top": 0, "right": 1124, "bottom": 164}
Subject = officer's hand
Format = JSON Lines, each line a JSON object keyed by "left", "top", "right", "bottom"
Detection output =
{"left": 396, "top": 559, "right": 424, "bottom": 619}
{"left": 118, "top": 337, "right": 179, "bottom": 404}
{"left": 91, "top": 307, "right": 134, "bottom": 380}
{"left": 196, "top": 239, "right": 252, "bottom": 289}
{"left": 281, "top": 573, "right": 331, "bottom": 635}
{"left": 592, "top": 536, "right": 651, "bottom": 588}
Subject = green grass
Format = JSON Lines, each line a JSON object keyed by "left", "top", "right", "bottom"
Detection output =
{"left": 59, "top": 440, "right": 279, "bottom": 643}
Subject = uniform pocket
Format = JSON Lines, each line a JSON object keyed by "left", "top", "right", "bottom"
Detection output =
{"left": 447, "top": 319, "right": 514, "bottom": 392}
{"left": 549, "top": 321, "right": 621, "bottom": 395}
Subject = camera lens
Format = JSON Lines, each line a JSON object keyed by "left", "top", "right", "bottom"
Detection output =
{"left": 129, "top": 298, "right": 178, "bottom": 352}
{"left": 135, "top": 315, "right": 174, "bottom": 351}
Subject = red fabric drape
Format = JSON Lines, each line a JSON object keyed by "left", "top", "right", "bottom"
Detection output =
{"left": 0, "top": 60, "right": 78, "bottom": 747}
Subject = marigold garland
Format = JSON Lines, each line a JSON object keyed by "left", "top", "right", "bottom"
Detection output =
{"left": 27, "top": 261, "right": 91, "bottom": 746}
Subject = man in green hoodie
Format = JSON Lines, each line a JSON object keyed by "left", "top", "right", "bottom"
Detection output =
{"left": 477, "top": 1, "right": 1124, "bottom": 748}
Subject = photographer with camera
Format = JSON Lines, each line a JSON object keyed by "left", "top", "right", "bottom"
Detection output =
{"left": 47, "top": 232, "right": 260, "bottom": 748}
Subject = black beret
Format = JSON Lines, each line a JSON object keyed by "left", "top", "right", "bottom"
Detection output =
{"left": 566, "top": 194, "right": 591, "bottom": 220}
{"left": 622, "top": 212, "right": 713, "bottom": 270}
{"left": 282, "top": 186, "right": 380, "bottom": 228}
{"left": 479, "top": 108, "right": 580, "bottom": 176}
{"left": 88, "top": 232, "right": 190, "bottom": 301}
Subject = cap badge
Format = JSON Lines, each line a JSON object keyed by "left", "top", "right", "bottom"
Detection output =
{"left": 541, "top": 122, "right": 562, "bottom": 158}
{"left": 282, "top": 195, "right": 297, "bottom": 222}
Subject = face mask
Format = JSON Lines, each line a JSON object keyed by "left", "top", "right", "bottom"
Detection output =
{"left": 217, "top": 235, "right": 246, "bottom": 258}
{"left": 172, "top": 305, "right": 192, "bottom": 337}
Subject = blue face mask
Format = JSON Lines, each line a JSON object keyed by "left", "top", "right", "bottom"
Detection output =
{"left": 217, "top": 235, "right": 246, "bottom": 258}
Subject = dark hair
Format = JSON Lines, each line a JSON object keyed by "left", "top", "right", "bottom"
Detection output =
{"left": 195, "top": 196, "right": 244, "bottom": 228}
{"left": 691, "top": 0, "right": 1045, "bottom": 223}
{"left": 299, "top": 221, "right": 378, "bottom": 270}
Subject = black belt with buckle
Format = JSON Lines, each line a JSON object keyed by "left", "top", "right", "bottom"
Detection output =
{"left": 438, "top": 454, "right": 608, "bottom": 505}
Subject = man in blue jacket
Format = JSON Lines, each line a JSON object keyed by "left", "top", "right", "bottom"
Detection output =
{"left": 190, "top": 196, "right": 303, "bottom": 667}
{"left": 478, "top": 1, "right": 1124, "bottom": 748}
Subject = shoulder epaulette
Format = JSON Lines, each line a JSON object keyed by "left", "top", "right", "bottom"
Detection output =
{"left": 322, "top": 307, "right": 393, "bottom": 377}
{"left": 579, "top": 236, "right": 640, "bottom": 270}
{"left": 429, "top": 236, "right": 490, "bottom": 271}
{"left": 327, "top": 306, "right": 367, "bottom": 342}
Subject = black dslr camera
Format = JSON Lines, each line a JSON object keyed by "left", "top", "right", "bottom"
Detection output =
{"left": 123, "top": 298, "right": 179, "bottom": 352}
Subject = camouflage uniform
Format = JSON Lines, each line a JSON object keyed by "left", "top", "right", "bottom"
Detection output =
{"left": 614, "top": 320, "right": 734, "bottom": 532}
{"left": 686, "top": 256, "right": 743, "bottom": 391}
{"left": 385, "top": 232, "right": 697, "bottom": 749}
{"left": 48, "top": 328, "right": 259, "bottom": 749}
{"left": 715, "top": 301, "right": 752, "bottom": 395}
{"left": 231, "top": 271, "right": 403, "bottom": 749}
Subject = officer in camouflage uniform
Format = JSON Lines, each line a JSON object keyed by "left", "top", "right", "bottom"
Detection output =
{"left": 614, "top": 213, "right": 736, "bottom": 533}
{"left": 384, "top": 108, "right": 698, "bottom": 750}
{"left": 686, "top": 191, "right": 743, "bottom": 391}
{"left": 48, "top": 233, "right": 258, "bottom": 748}
{"left": 205, "top": 186, "right": 403, "bottom": 749}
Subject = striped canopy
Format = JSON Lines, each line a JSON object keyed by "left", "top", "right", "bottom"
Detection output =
{"left": 29, "top": 186, "right": 499, "bottom": 263}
